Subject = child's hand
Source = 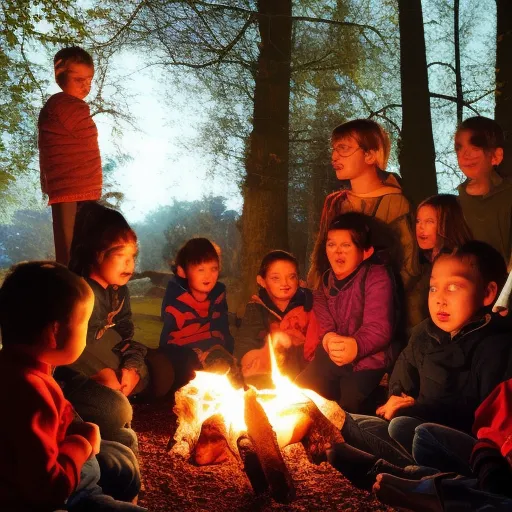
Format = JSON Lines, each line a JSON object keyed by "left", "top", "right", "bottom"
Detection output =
{"left": 120, "top": 368, "right": 140, "bottom": 396}
{"left": 323, "top": 333, "right": 358, "bottom": 366}
{"left": 91, "top": 368, "right": 122, "bottom": 390}
{"left": 376, "top": 394, "right": 415, "bottom": 421}
{"left": 68, "top": 421, "right": 101, "bottom": 455}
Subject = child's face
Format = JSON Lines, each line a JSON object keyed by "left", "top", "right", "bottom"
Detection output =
{"left": 455, "top": 130, "right": 502, "bottom": 181}
{"left": 326, "top": 229, "right": 368, "bottom": 280}
{"left": 92, "top": 242, "right": 137, "bottom": 288}
{"left": 428, "top": 255, "right": 494, "bottom": 335}
{"left": 257, "top": 260, "right": 299, "bottom": 305}
{"left": 47, "top": 285, "right": 94, "bottom": 366}
{"left": 331, "top": 136, "right": 373, "bottom": 181}
{"left": 416, "top": 205, "right": 438, "bottom": 251}
{"left": 185, "top": 260, "right": 219, "bottom": 300}
{"left": 61, "top": 63, "right": 94, "bottom": 100}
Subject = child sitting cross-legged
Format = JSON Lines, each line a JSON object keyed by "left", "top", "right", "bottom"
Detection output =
{"left": 234, "top": 250, "right": 316, "bottom": 388}
{"left": 159, "top": 237, "right": 235, "bottom": 389}
{"left": 296, "top": 212, "right": 396, "bottom": 414}
{"left": 0, "top": 262, "right": 146, "bottom": 512}
{"left": 328, "top": 241, "right": 512, "bottom": 490}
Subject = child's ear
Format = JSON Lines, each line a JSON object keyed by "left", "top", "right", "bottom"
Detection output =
{"left": 256, "top": 275, "right": 266, "bottom": 289}
{"left": 362, "top": 246, "right": 374, "bottom": 261}
{"left": 364, "top": 150, "right": 377, "bottom": 165}
{"left": 483, "top": 281, "right": 499, "bottom": 307}
{"left": 491, "top": 147, "right": 504, "bottom": 167}
{"left": 176, "top": 265, "right": 187, "bottom": 278}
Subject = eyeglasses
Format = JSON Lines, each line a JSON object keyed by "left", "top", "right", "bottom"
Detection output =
{"left": 332, "top": 144, "right": 364, "bottom": 157}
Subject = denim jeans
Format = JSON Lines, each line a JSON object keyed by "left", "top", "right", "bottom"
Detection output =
{"left": 412, "top": 423, "right": 476, "bottom": 476}
{"left": 341, "top": 413, "right": 415, "bottom": 467}
{"left": 387, "top": 416, "right": 425, "bottom": 454}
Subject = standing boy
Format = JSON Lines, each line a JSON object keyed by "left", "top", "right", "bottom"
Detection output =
{"left": 39, "top": 46, "right": 102, "bottom": 265}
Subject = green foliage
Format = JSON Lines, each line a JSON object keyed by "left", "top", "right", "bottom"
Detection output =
{"left": 133, "top": 196, "right": 240, "bottom": 276}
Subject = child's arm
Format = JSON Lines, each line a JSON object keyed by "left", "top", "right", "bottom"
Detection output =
{"left": 12, "top": 379, "right": 93, "bottom": 507}
{"left": 351, "top": 265, "right": 394, "bottom": 360}
{"left": 57, "top": 96, "right": 97, "bottom": 139}
{"left": 313, "top": 287, "right": 337, "bottom": 342}
{"left": 234, "top": 303, "right": 268, "bottom": 377}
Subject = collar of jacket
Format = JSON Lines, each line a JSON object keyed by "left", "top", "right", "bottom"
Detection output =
{"left": 252, "top": 287, "right": 313, "bottom": 320}
{"left": 173, "top": 275, "right": 223, "bottom": 302}
{"left": 425, "top": 311, "right": 493, "bottom": 344}
{"left": 458, "top": 170, "right": 512, "bottom": 199}
{"left": 322, "top": 259, "right": 373, "bottom": 296}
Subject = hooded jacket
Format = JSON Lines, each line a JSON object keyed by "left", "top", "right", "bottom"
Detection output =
{"left": 389, "top": 314, "right": 512, "bottom": 433}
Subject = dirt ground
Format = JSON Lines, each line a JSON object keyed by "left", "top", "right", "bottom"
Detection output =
{"left": 132, "top": 403, "right": 392, "bottom": 512}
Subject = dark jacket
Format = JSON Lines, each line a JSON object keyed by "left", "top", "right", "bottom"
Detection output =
{"left": 313, "top": 260, "right": 395, "bottom": 372}
{"left": 160, "top": 276, "right": 234, "bottom": 353}
{"left": 66, "top": 278, "right": 148, "bottom": 381}
{"left": 234, "top": 287, "right": 314, "bottom": 381}
{"left": 458, "top": 171, "right": 512, "bottom": 266}
{"left": 389, "top": 313, "right": 512, "bottom": 433}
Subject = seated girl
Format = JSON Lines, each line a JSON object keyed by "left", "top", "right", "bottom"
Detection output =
{"left": 234, "top": 250, "right": 315, "bottom": 388}
{"left": 55, "top": 203, "right": 148, "bottom": 447}
{"left": 159, "top": 238, "right": 234, "bottom": 389}
{"left": 296, "top": 212, "right": 396, "bottom": 414}
{"left": 409, "top": 194, "right": 472, "bottom": 327}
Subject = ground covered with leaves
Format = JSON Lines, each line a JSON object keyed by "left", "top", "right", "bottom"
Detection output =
{"left": 132, "top": 402, "right": 392, "bottom": 512}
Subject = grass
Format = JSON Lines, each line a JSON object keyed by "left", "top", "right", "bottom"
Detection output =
{"left": 131, "top": 297, "right": 162, "bottom": 348}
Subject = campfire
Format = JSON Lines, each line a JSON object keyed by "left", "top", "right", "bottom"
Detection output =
{"left": 170, "top": 340, "right": 345, "bottom": 503}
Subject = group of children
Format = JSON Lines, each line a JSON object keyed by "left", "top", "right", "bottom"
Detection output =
{"left": 1, "top": 45, "right": 511, "bottom": 511}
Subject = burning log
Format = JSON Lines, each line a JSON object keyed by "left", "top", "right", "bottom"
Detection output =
{"left": 244, "top": 388, "right": 296, "bottom": 504}
{"left": 193, "top": 414, "right": 237, "bottom": 465}
{"left": 236, "top": 434, "right": 268, "bottom": 495}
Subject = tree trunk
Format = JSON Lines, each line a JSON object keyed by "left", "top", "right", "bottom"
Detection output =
{"left": 239, "top": 0, "right": 292, "bottom": 308}
{"left": 454, "top": 0, "right": 463, "bottom": 125}
{"left": 495, "top": 0, "right": 512, "bottom": 177}
{"left": 398, "top": 0, "right": 437, "bottom": 206}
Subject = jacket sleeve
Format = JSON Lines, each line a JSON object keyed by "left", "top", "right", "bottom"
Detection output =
{"left": 112, "top": 291, "right": 148, "bottom": 378}
{"left": 388, "top": 325, "right": 422, "bottom": 398}
{"left": 10, "top": 377, "right": 92, "bottom": 507}
{"left": 160, "top": 294, "right": 180, "bottom": 348}
{"left": 353, "top": 266, "right": 394, "bottom": 360}
{"left": 233, "top": 303, "right": 266, "bottom": 363}
{"left": 218, "top": 290, "right": 234, "bottom": 354}
{"left": 312, "top": 287, "right": 336, "bottom": 340}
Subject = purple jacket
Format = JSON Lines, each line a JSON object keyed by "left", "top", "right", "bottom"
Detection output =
{"left": 314, "top": 261, "right": 395, "bottom": 371}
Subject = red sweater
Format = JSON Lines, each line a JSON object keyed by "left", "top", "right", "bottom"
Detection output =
{"left": 38, "top": 92, "right": 102, "bottom": 204}
{"left": 0, "top": 348, "right": 92, "bottom": 511}
{"left": 472, "top": 377, "right": 512, "bottom": 463}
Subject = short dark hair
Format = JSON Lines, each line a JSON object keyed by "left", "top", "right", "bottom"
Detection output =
{"left": 328, "top": 212, "right": 373, "bottom": 250}
{"left": 258, "top": 250, "right": 299, "bottom": 278}
{"left": 0, "top": 262, "right": 90, "bottom": 347}
{"left": 435, "top": 240, "right": 507, "bottom": 289}
{"left": 174, "top": 238, "right": 219, "bottom": 273}
{"left": 69, "top": 203, "right": 137, "bottom": 277}
{"left": 54, "top": 46, "right": 94, "bottom": 87}
{"left": 455, "top": 116, "right": 505, "bottom": 152}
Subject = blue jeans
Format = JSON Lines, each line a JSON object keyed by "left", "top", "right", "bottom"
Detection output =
{"left": 412, "top": 423, "right": 476, "bottom": 476}
{"left": 341, "top": 413, "right": 415, "bottom": 467}
{"left": 66, "top": 456, "right": 146, "bottom": 512}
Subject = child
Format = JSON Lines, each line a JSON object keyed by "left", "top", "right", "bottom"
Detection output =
{"left": 0, "top": 262, "right": 146, "bottom": 511}
{"left": 409, "top": 194, "right": 473, "bottom": 327}
{"left": 38, "top": 46, "right": 102, "bottom": 265}
{"left": 234, "top": 250, "right": 315, "bottom": 388}
{"left": 297, "top": 212, "right": 396, "bottom": 414}
{"left": 55, "top": 203, "right": 148, "bottom": 446}
{"left": 307, "top": 119, "right": 416, "bottom": 309}
{"left": 455, "top": 116, "right": 512, "bottom": 266}
{"left": 159, "top": 237, "right": 235, "bottom": 389}
{"left": 334, "top": 241, "right": 512, "bottom": 482}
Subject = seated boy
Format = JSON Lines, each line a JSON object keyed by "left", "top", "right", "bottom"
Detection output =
{"left": 333, "top": 241, "right": 512, "bottom": 474}
{"left": 159, "top": 238, "right": 235, "bottom": 389}
{"left": 0, "top": 262, "right": 145, "bottom": 511}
